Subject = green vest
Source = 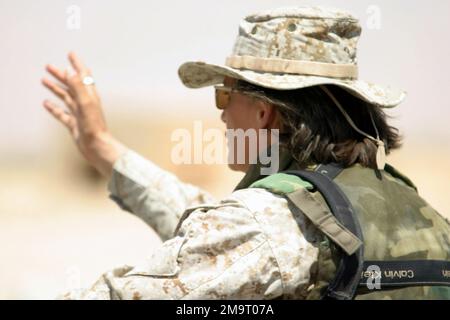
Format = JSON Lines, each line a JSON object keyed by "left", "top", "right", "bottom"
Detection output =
{"left": 249, "top": 163, "right": 450, "bottom": 300}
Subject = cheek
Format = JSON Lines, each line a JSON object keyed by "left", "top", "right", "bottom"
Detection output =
{"left": 226, "top": 101, "right": 256, "bottom": 130}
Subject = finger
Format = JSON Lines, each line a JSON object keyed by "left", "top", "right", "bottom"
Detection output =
{"left": 41, "top": 78, "right": 76, "bottom": 110}
{"left": 68, "top": 51, "right": 87, "bottom": 74}
{"left": 64, "top": 53, "right": 99, "bottom": 106}
{"left": 45, "top": 64, "right": 68, "bottom": 85}
{"left": 64, "top": 72, "right": 100, "bottom": 110}
{"left": 43, "top": 100, "right": 76, "bottom": 131}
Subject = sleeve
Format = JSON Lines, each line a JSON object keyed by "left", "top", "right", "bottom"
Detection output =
{"left": 107, "top": 149, "right": 216, "bottom": 241}
{"left": 60, "top": 200, "right": 284, "bottom": 300}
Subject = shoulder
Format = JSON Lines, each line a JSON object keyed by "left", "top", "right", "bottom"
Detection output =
{"left": 175, "top": 188, "right": 273, "bottom": 239}
{"left": 174, "top": 183, "right": 322, "bottom": 298}
{"left": 176, "top": 177, "right": 319, "bottom": 238}
{"left": 384, "top": 163, "right": 418, "bottom": 192}
{"left": 177, "top": 184, "right": 293, "bottom": 231}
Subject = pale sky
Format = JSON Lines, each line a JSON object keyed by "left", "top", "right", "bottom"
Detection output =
{"left": 1, "top": 0, "right": 449, "bottom": 155}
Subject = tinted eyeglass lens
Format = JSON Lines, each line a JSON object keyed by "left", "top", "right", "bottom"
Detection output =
{"left": 215, "top": 89, "right": 230, "bottom": 109}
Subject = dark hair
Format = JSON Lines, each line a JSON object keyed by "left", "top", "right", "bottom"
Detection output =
{"left": 235, "top": 80, "right": 403, "bottom": 169}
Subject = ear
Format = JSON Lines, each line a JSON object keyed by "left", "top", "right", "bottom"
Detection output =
{"left": 255, "top": 100, "right": 277, "bottom": 129}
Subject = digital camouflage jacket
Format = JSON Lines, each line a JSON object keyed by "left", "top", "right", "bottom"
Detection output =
{"left": 61, "top": 148, "right": 450, "bottom": 300}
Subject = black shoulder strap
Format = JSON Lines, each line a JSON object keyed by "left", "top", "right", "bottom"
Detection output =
{"left": 360, "top": 259, "right": 450, "bottom": 289}
{"left": 283, "top": 163, "right": 365, "bottom": 300}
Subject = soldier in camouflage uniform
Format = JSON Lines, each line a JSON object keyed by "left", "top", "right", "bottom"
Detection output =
{"left": 42, "top": 6, "right": 450, "bottom": 299}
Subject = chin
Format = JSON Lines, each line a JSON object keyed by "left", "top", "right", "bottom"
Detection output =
{"left": 227, "top": 162, "right": 248, "bottom": 173}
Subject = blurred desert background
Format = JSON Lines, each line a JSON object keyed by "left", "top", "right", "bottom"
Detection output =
{"left": 0, "top": 0, "right": 449, "bottom": 299}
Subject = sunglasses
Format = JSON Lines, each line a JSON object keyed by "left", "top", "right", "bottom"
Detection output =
{"left": 214, "top": 85, "right": 235, "bottom": 110}
{"left": 214, "top": 85, "right": 258, "bottom": 110}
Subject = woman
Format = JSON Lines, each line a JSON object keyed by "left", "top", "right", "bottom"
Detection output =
{"left": 42, "top": 6, "right": 450, "bottom": 299}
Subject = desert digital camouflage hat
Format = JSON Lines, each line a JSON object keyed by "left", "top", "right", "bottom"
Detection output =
{"left": 178, "top": 6, "right": 406, "bottom": 108}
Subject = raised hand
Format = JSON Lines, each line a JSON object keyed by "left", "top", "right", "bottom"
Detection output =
{"left": 42, "top": 52, "right": 127, "bottom": 177}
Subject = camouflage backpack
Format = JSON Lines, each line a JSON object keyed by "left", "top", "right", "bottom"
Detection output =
{"left": 250, "top": 163, "right": 450, "bottom": 300}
